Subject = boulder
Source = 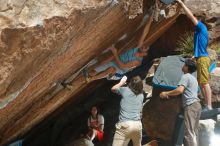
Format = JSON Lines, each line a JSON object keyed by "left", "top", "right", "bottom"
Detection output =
{"left": 185, "top": 0, "right": 220, "bottom": 42}
{"left": 210, "top": 69, "right": 220, "bottom": 103}
{"left": 142, "top": 87, "right": 182, "bottom": 142}
{"left": 199, "top": 119, "right": 216, "bottom": 146}
{"left": 0, "top": 0, "right": 219, "bottom": 145}
{"left": 0, "top": 0, "right": 148, "bottom": 145}
{"left": 0, "top": 0, "right": 181, "bottom": 145}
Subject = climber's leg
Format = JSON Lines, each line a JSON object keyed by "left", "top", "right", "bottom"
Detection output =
{"left": 89, "top": 67, "right": 116, "bottom": 81}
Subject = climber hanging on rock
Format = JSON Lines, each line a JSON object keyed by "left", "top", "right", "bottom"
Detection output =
{"left": 83, "top": 15, "right": 153, "bottom": 82}
{"left": 83, "top": 46, "right": 149, "bottom": 82}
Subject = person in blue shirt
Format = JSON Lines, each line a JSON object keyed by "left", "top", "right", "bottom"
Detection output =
{"left": 84, "top": 15, "right": 153, "bottom": 82}
{"left": 176, "top": 0, "right": 212, "bottom": 110}
{"left": 85, "top": 46, "right": 148, "bottom": 81}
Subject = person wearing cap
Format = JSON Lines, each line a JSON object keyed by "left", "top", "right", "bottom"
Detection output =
{"left": 160, "top": 59, "right": 201, "bottom": 146}
{"left": 176, "top": 0, "right": 212, "bottom": 110}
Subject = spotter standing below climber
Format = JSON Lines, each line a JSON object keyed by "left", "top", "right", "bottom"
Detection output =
{"left": 160, "top": 59, "right": 201, "bottom": 146}
{"left": 111, "top": 76, "right": 144, "bottom": 146}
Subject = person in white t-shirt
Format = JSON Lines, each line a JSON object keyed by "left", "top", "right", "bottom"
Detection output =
{"left": 87, "top": 106, "right": 104, "bottom": 142}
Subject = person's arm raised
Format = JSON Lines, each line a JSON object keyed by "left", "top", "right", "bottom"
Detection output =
{"left": 137, "top": 16, "right": 153, "bottom": 48}
{"left": 111, "top": 76, "right": 127, "bottom": 93}
{"left": 176, "top": 0, "right": 198, "bottom": 26}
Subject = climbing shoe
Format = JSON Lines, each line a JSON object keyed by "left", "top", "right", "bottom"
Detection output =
{"left": 82, "top": 68, "right": 91, "bottom": 83}
{"left": 107, "top": 73, "right": 123, "bottom": 80}
{"left": 61, "top": 82, "right": 73, "bottom": 90}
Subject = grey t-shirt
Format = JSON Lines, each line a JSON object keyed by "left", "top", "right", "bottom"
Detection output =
{"left": 116, "top": 87, "right": 144, "bottom": 122}
{"left": 178, "top": 73, "right": 200, "bottom": 107}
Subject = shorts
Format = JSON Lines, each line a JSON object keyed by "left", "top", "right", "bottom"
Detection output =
{"left": 97, "top": 130, "right": 104, "bottom": 141}
{"left": 197, "top": 56, "right": 210, "bottom": 84}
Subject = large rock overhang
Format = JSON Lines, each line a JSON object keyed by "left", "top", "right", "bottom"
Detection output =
{"left": 0, "top": 0, "right": 219, "bottom": 145}
{"left": 0, "top": 0, "right": 181, "bottom": 145}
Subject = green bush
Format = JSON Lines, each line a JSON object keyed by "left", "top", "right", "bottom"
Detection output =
{"left": 177, "top": 32, "right": 194, "bottom": 57}
{"left": 217, "top": 49, "right": 220, "bottom": 56}
{"left": 177, "top": 32, "right": 220, "bottom": 59}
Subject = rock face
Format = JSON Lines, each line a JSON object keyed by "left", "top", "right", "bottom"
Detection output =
{"left": 210, "top": 70, "right": 220, "bottom": 103}
{"left": 185, "top": 0, "right": 220, "bottom": 42}
{"left": 0, "top": 0, "right": 180, "bottom": 145}
{"left": 142, "top": 88, "right": 182, "bottom": 143}
{"left": 0, "top": 0, "right": 151, "bottom": 145}
{"left": 0, "top": 0, "right": 113, "bottom": 29}
{"left": 0, "top": 0, "right": 114, "bottom": 109}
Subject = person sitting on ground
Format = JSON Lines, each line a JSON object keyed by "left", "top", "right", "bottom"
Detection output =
{"left": 87, "top": 105, "right": 104, "bottom": 142}
{"left": 111, "top": 75, "right": 144, "bottom": 146}
{"left": 160, "top": 59, "right": 201, "bottom": 146}
{"left": 176, "top": 0, "right": 212, "bottom": 110}
{"left": 85, "top": 46, "right": 148, "bottom": 82}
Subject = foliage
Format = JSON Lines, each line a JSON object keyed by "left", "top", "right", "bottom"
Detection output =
{"left": 177, "top": 32, "right": 220, "bottom": 60}
{"left": 177, "top": 32, "right": 194, "bottom": 57}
